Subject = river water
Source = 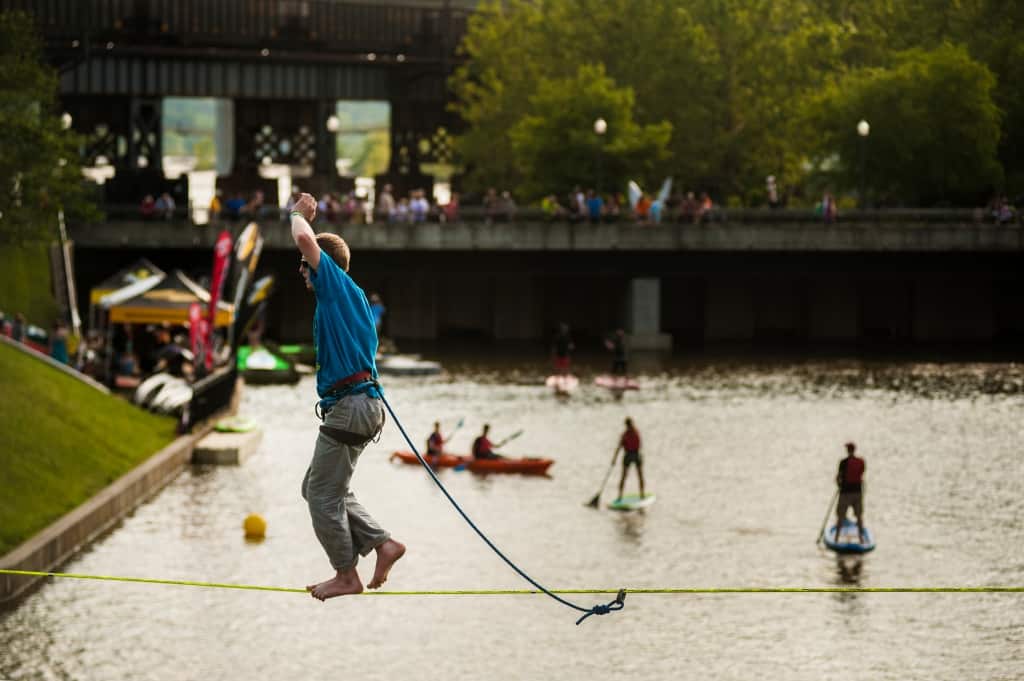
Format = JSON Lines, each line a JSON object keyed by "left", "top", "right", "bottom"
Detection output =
{"left": 3, "top": 356, "right": 1024, "bottom": 681}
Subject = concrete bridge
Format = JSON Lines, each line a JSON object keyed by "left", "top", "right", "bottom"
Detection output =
{"left": 70, "top": 215, "right": 1024, "bottom": 350}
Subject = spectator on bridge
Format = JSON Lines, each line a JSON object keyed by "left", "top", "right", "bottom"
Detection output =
{"left": 541, "top": 194, "right": 567, "bottom": 220}
{"left": 990, "top": 195, "right": 1016, "bottom": 224}
{"left": 155, "top": 193, "right": 176, "bottom": 220}
{"left": 442, "top": 192, "right": 460, "bottom": 223}
{"left": 678, "top": 191, "right": 698, "bottom": 223}
{"left": 497, "top": 190, "right": 517, "bottom": 222}
{"left": 766, "top": 175, "right": 780, "bottom": 209}
{"left": 140, "top": 194, "right": 157, "bottom": 220}
{"left": 410, "top": 189, "right": 430, "bottom": 222}
{"left": 571, "top": 186, "right": 587, "bottom": 221}
{"left": 696, "top": 192, "right": 714, "bottom": 223}
{"left": 483, "top": 187, "right": 500, "bottom": 223}
{"left": 393, "top": 197, "right": 410, "bottom": 222}
{"left": 606, "top": 192, "right": 624, "bottom": 222}
{"left": 376, "top": 184, "right": 396, "bottom": 222}
{"left": 634, "top": 192, "right": 651, "bottom": 223}
{"left": 818, "top": 192, "right": 838, "bottom": 224}
{"left": 586, "top": 189, "right": 604, "bottom": 224}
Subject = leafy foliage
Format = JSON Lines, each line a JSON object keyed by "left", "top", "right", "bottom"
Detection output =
{"left": 450, "top": 0, "right": 1019, "bottom": 206}
{"left": 509, "top": 64, "right": 671, "bottom": 197}
{"left": 0, "top": 11, "right": 95, "bottom": 243}
{"left": 803, "top": 45, "right": 1002, "bottom": 205}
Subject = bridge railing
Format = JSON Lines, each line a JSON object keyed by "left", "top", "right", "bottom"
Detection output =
{"left": 96, "top": 204, "right": 1014, "bottom": 226}
{"left": 3, "top": 0, "right": 470, "bottom": 55}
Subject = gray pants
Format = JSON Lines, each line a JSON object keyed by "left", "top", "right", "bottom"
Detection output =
{"left": 301, "top": 392, "right": 389, "bottom": 571}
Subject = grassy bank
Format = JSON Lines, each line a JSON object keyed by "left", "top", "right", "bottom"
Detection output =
{"left": 0, "top": 343, "right": 178, "bottom": 555}
{"left": 0, "top": 241, "right": 57, "bottom": 327}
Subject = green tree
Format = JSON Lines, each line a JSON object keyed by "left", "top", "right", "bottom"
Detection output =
{"left": 802, "top": 45, "right": 1002, "bottom": 205}
{"left": 451, "top": 0, "right": 844, "bottom": 201}
{"left": 508, "top": 64, "right": 671, "bottom": 199}
{"left": 0, "top": 11, "right": 94, "bottom": 243}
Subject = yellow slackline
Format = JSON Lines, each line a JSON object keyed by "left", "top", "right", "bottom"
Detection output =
{"left": 2, "top": 570, "right": 1023, "bottom": 595}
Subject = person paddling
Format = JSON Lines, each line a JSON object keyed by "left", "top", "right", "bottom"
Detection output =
{"left": 551, "top": 322, "right": 575, "bottom": 375}
{"left": 292, "top": 192, "right": 405, "bottom": 601}
{"left": 614, "top": 418, "right": 645, "bottom": 501}
{"left": 835, "top": 441, "right": 867, "bottom": 543}
{"left": 426, "top": 421, "right": 447, "bottom": 457}
{"left": 472, "top": 424, "right": 503, "bottom": 460}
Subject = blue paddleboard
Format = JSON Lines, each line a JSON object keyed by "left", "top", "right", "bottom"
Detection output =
{"left": 823, "top": 518, "right": 876, "bottom": 553}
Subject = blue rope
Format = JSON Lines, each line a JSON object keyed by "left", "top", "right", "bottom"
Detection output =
{"left": 377, "top": 391, "right": 626, "bottom": 626}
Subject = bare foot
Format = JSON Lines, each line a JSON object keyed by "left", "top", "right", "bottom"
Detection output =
{"left": 367, "top": 539, "right": 406, "bottom": 589}
{"left": 306, "top": 569, "right": 363, "bottom": 601}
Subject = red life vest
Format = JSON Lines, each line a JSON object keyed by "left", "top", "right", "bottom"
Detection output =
{"left": 843, "top": 456, "right": 865, "bottom": 484}
{"left": 620, "top": 429, "right": 640, "bottom": 452}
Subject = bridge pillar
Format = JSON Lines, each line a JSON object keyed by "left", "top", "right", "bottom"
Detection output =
{"left": 628, "top": 278, "right": 672, "bottom": 350}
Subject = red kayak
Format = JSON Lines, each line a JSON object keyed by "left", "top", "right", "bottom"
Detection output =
{"left": 389, "top": 451, "right": 553, "bottom": 475}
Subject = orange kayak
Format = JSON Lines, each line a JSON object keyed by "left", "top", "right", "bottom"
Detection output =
{"left": 389, "top": 451, "right": 553, "bottom": 475}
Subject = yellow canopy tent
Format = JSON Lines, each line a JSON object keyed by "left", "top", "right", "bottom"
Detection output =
{"left": 89, "top": 258, "right": 165, "bottom": 306}
{"left": 105, "top": 270, "right": 233, "bottom": 327}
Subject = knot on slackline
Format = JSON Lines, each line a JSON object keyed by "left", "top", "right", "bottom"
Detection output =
{"left": 576, "top": 589, "right": 627, "bottom": 625}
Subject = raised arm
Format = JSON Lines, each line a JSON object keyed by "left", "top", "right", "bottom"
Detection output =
{"left": 290, "top": 193, "right": 321, "bottom": 270}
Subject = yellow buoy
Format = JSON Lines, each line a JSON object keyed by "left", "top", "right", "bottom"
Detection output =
{"left": 243, "top": 513, "right": 267, "bottom": 539}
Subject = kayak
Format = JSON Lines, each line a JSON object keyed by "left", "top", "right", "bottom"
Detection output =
{"left": 389, "top": 451, "right": 553, "bottom": 475}
{"left": 608, "top": 493, "right": 656, "bottom": 511}
{"left": 545, "top": 374, "right": 579, "bottom": 395}
{"left": 594, "top": 375, "right": 640, "bottom": 390}
{"left": 238, "top": 345, "right": 300, "bottom": 385}
{"left": 823, "top": 518, "right": 876, "bottom": 554}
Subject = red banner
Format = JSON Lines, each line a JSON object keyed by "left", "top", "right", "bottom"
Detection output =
{"left": 206, "top": 230, "right": 233, "bottom": 370}
{"left": 188, "top": 302, "right": 203, "bottom": 362}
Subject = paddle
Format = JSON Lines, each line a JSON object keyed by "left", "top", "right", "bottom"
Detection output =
{"left": 816, "top": 489, "right": 840, "bottom": 545}
{"left": 444, "top": 418, "right": 464, "bottom": 442}
{"left": 585, "top": 449, "right": 619, "bottom": 508}
{"left": 494, "top": 429, "right": 524, "bottom": 449}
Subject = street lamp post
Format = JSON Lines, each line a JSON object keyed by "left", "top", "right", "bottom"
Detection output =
{"left": 857, "top": 119, "right": 870, "bottom": 209}
{"left": 594, "top": 117, "right": 607, "bottom": 195}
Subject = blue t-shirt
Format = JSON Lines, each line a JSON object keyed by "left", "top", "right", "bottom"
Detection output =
{"left": 310, "top": 250, "right": 380, "bottom": 408}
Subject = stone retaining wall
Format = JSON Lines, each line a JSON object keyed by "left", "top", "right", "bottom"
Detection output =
{"left": 0, "top": 425, "right": 212, "bottom": 606}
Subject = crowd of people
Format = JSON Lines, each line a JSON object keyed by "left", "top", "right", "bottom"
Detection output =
{"left": 137, "top": 181, "right": 1021, "bottom": 228}
{"left": 1, "top": 309, "right": 206, "bottom": 390}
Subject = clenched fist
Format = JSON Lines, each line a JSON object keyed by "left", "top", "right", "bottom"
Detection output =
{"left": 293, "top": 193, "right": 317, "bottom": 222}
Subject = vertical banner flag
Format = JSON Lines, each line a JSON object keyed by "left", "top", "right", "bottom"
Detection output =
{"left": 206, "top": 230, "right": 233, "bottom": 370}
{"left": 188, "top": 302, "right": 203, "bottom": 364}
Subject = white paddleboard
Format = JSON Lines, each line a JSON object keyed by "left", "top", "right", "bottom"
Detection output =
{"left": 607, "top": 493, "right": 656, "bottom": 511}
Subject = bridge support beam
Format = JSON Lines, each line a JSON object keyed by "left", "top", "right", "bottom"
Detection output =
{"left": 628, "top": 278, "right": 672, "bottom": 350}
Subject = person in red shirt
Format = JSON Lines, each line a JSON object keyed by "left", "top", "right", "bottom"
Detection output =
{"left": 426, "top": 421, "right": 447, "bottom": 458}
{"left": 472, "top": 424, "right": 502, "bottom": 460}
{"left": 614, "top": 418, "right": 645, "bottom": 501}
{"left": 835, "top": 441, "right": 867, "bottom": 542}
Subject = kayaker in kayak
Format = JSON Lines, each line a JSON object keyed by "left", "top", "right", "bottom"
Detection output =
{"left": 426, "top": 421, "right": 446, "bottom": 456}
{"left": 835, "top": 441, "right": 867, "bottom": 543}
{"left": 472, "top": 424, "right": 504, "bottom": 460}
{"left": 292, "top": 192, "right": 405, "bottom": 601}
{"left": 614, "top": 418, "right": 645, "bottom": 501}
{"left": 551, "top": 322, "right": 575, "bottom": 375}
